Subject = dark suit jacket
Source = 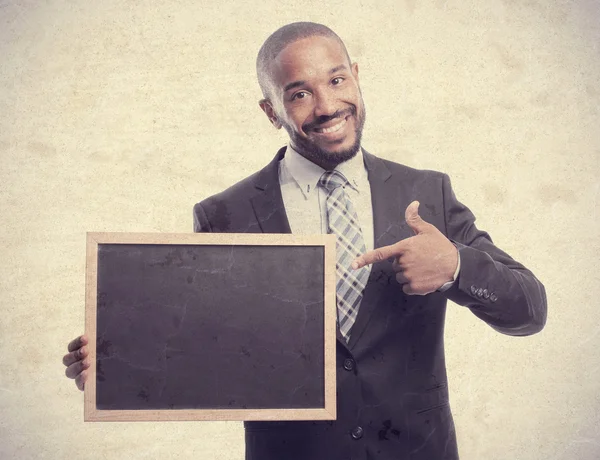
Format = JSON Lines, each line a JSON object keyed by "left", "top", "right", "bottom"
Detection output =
{"left": 193, "top": 147, "right": 547, "bottom": 460}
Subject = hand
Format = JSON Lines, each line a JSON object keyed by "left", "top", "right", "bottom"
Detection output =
{"left": 352, "top": 201, "right": 458, "bottom": 295}
{"left": 62, "top": 335, "right": 90, "bottom": 391}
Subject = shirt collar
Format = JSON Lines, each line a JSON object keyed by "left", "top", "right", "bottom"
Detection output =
{"left": 282, "top": 144, "right": 367, "bottom": 198}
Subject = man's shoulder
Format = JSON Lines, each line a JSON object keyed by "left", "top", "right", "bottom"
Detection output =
{"left": 192, "top": 167, "right": 268, "bottom": 231}
{"left": 363, "top": 150, "right": 449, "bottom": 183}
{"left": 196, "top": 169, "right": 261, "bottom": 207}
{"left": 192, "top": 167, "right": 268, "bottom": 233}
{"left": 194, "top": 148, "right": 284, "bottom": 211}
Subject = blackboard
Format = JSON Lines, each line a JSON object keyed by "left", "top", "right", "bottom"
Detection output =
{"left": 84, "top": 232, "right": 336, "bottom": 421}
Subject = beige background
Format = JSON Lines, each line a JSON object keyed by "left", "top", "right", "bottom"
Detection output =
{"left": 1, "top": 0, "right": 599, "bottom": 459}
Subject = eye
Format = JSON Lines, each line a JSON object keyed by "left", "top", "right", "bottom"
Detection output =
{"left": 331, "top": 77, "right": 345, "bottom": 85}
{"left": 291, "top": 91, "right": 309, "bottom": 101}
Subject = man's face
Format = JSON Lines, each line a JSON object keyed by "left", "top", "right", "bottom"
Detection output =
{"left": 260, "top": 35, "right": 366, "bottom": 169}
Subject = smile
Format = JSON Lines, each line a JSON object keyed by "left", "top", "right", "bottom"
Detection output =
{"left": 313, "top": 117, "right": 347, "bottom": 134}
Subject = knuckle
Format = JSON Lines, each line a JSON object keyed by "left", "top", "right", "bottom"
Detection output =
{"left": 65, "top": 366, "right": 74, "bottom": 379}
{"left": 77, "top": 346, "right": 87, "bottom": 360}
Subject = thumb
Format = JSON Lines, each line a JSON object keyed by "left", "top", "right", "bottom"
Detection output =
{"left": 405, "top": 201, "right": 428, "bottom": 234}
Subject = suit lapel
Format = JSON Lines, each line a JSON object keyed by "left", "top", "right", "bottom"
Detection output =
{"left": 249, "top": 147, "right": 293, "bottom": 234}
{"left": 346, "top": 150, "right": 415, "bottom": 349}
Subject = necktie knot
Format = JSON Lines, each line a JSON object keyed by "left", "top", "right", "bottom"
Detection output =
{"left": 318, "top": 170, "right": 348, "bottom": 193}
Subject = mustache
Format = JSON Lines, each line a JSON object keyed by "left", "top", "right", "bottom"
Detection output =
{"left": 303, "top": 106, "right": 356, "bottom": 131}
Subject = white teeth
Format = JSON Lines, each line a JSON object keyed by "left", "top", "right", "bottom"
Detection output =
{"left": 316, "top": 118, "right": 346, "bottom": 134}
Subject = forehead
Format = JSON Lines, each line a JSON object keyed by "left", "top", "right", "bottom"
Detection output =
{"left": 269, "top": 35, "right": 349, "bottom": 90}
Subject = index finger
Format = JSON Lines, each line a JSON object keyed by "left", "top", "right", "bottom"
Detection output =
{"left": 352, "top": 242, "right": 405, "bottom": 269}
{"left": 67, "top": 335, "right": 88, "bottom": 353}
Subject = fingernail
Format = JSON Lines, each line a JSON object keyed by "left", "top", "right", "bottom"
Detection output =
{"left": 351, "top": 261, "right": 359, "bottom": 269}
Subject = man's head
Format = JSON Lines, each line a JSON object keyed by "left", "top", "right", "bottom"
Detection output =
{"left": 257, "top": 22, "right": 366, "bottom": 170}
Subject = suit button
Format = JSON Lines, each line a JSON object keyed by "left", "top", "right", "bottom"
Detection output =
{"left": 477, "top": 288, "right": 484, "bottom": 297}
{"left": 470, "top": 285, "right": 477, "bottom": 295}
{"left": 351, "top": 426, "right": 364, "bottom": 439}
{"left": 343, "top": 358, "right": 355, "bottom": 371}
{"left": 490, "top": 293, "right": 498, "bottom": 302}
{"left": 483, "top": 289, "right": 490, "bottom": 299}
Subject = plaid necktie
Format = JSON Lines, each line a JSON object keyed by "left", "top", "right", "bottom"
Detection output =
{"left": 318, "top": 170, "right": 370, "bottom": 342}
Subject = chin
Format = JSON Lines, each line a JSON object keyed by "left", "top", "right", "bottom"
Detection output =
{"left": 313, "top": 141, "right": 360, "bottom": 168}
{"left": 296, "top": 130, "right": 358, "bottom": 165}
{"left": 322, "top": 142, "right": 358, "bottom": 158}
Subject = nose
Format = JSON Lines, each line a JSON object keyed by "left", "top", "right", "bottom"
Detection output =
{"left": 313, "top": 88, "right": 338, "bottom": 118}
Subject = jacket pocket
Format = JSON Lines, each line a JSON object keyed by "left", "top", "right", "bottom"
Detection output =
{"left": 416, "top": 401, "right": 450, "bottom": 415}
{"left": 413, "top": 381, "right": 450, "bottom": 414}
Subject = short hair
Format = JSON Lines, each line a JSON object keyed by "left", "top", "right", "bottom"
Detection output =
{"left": 256, "top": 22, "right": 351, "bottom": 99}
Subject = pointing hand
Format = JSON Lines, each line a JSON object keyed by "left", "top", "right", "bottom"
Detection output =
{"left": 352, "top": 201, "right": 458, "bottom": 295}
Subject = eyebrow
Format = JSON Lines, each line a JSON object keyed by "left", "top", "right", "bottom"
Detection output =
{"left": 283, "top": 64, "right": 349, "bottom": 93}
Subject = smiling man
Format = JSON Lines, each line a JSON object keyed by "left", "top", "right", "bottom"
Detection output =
{"left": 257, "top": 29, "right": 366, "bottom": 170}
{"left": 63, "top": 22, "right": 547, "bottom": 460}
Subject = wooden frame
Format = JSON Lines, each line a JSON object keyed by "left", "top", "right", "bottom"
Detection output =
{"left": 84, "top": 232, "right": 337, "bottom": 422}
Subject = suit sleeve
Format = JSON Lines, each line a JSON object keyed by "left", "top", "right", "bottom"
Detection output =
{"left": 440, "top": 174, "right": 547, "bottom": 336}
{"left": 193, "top": 202, "right": 212, "bottom": 233}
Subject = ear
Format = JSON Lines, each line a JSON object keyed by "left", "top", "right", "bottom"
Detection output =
{"left": 351, "top": 62, "right": 359, "bottom": 83}
{"left": 259, "top": 99, "right": 282, "bottom": 129}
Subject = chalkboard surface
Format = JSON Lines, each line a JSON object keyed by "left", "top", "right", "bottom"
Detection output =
{"left": 84, "top": 233, "right": 336, "bottom": 422}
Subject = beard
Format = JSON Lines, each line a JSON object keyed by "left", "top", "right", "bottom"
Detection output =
{"left": 280, "top": 103, "right": 366, "bottom": 170}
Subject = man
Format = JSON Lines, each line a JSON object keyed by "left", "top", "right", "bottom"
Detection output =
{"left": 63, "top": 22, "right": 547, "bottom": 460}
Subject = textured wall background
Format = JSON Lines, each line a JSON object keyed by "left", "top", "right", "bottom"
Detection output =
{"left": 1, "top": 0, "right": 599, "bottom": 459}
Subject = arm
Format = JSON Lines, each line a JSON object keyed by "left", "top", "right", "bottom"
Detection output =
{"left": 441, "top": 173, "right": 547, "bottom": 336}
